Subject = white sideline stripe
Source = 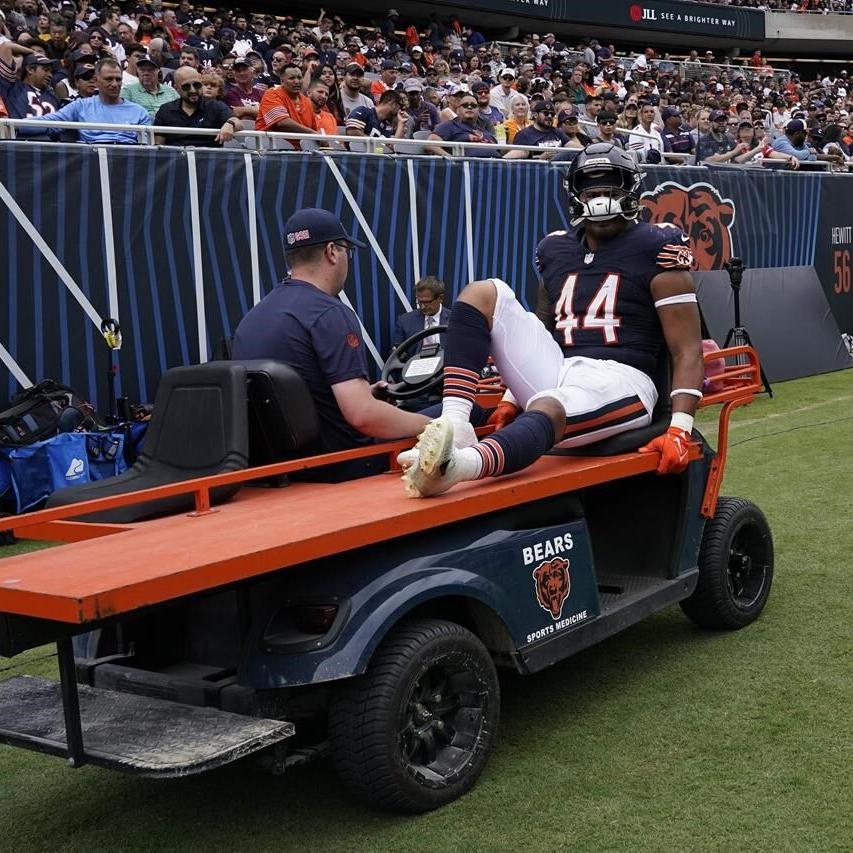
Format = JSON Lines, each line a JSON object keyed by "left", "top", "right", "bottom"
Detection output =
{"left": 243, "top": 152, "right": 261, "bottom": 306}
{"left": 322, "top": 155, "right": 412, "bottom": 312}
{"left": 338, "top": 291, "right": 383, "bottom": 369}
{"left": 0, "top": 179, "right": 103, "bottom": 329}
{"left": 0, "top": 341, "right": 32, "bottom": 388}
{"left": 723, "top": 394, "right": 853, "bottom": 431}
{"left": 406, "top": 158, "right": 421, "bottom": 283}
{"left": 186, "top": 151, "right": 208, "bottom": 363}
{"left": 97, "top": 148, "right": 120, "bottom": 322}
{"left": 462, "top": 161, "right": 475, "bottom": 283}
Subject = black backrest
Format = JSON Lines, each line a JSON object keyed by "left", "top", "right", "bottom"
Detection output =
{"left": 141, "top": 362, "right": 249, "bottom": 470}
{"left": 232, "top": 360, "right": 321, "bottom": 465}
{"left": 552, "top": 349, "right": 672, "bottom": 457}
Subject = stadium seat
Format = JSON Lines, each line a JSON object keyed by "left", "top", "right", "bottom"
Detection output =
{"left": 45, "top": 362, "right": 250, "bottom": 523}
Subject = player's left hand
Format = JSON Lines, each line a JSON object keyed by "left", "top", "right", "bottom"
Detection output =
{"left": 639, "top": 426, "right": 691, "bottom": 474}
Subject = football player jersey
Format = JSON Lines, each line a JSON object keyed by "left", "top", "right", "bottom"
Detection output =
{"left": 0, "top": 57, "right": 58, "bottom": 121}
{"left": 535, "top": 221, "right": 693, "bottom": 376}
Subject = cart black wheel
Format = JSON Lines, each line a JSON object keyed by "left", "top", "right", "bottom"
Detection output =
{"left": 681, "top": 496, "right": 774, "bottom": 630}
{"left": 329, "top": 618, "right": 499, "bottom": 813}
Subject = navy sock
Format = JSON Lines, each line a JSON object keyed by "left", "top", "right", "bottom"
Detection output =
{"left": 444, "top": 300, "right": 491, "bottom": 372}
{"left": 442, "top": 301, "right": 491, "bottom": 408}
{"left": 473, "top": 411, "right": 557, "bottom": 478}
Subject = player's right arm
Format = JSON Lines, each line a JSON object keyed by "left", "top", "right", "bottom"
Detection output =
{"left": 332, "top": 379, "right": 429, "bottom": 439}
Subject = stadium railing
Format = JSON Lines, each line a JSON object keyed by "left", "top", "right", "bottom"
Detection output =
{"left": 0, "top": 117, "right": 662, "bottom": 157}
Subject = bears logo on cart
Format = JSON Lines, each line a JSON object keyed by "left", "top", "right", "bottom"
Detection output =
{"left": 532, "top": 557, "right": 571, "bottom": 620}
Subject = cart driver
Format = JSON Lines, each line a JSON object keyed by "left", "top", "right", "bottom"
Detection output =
{"left": 232, "top": 209, "right": 476, "bottom": 474}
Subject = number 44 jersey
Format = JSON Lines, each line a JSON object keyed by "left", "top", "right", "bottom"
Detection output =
{"left": 535, "top": 222, "right": 694, "bottom": 378}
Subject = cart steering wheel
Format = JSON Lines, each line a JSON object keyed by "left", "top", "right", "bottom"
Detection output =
{"left": 381, "top": 325, "right": 448, "bottom": 401}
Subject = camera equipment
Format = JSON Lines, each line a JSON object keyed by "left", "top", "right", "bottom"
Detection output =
{"left": 722, "top": 258, "right": 772, "bottom": 397}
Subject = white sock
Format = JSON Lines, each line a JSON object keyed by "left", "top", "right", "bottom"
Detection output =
{"left": 442, "top": 397, "right": 473, "bottom": 428}
{"left": 454, "top": 446, "right": 483, "bottom": 480}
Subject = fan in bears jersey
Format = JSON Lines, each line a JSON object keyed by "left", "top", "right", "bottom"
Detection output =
{"left": 400, "top": 142, "right": 704, "bottom": 497}
{"left": 0, "top": 42, "right": 59, "bottom": 138}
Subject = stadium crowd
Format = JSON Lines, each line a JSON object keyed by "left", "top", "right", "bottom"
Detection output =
{"left": 1, "top": 1, "right": 852, "bottom": 167}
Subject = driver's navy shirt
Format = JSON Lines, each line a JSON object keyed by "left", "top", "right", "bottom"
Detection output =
{"left": 232, "top": 278, "right": 372, "bottom": 453}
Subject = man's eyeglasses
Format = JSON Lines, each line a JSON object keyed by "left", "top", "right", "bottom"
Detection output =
{"left": 459, "top": 101, "right": 478, "bottom": 108}
{"left": 181, "top": 81, "right": 203, "bottom": 92}
{"left": 416, "top": 296, "right": 439, "bottom": 306}
{"left": 539, "top": 111, "right": 555, "bottom": 118}
{"left": 598, "top": 119, "right": 615, "bottom": 126}
{"left": 333, "top": 241, "right": 354, "bottom": 257}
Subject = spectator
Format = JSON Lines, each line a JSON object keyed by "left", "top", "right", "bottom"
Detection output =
{"left": 439, "top": 84, "right": 466, "bottom": 122}
{"left": 428, "top": 92, "right": 498, "bottom": 157}
{"left": 564, "top": 64, "right": 586, "bottom": 105}
{"left": 307, "top": 79, "right": 337, "bottom": 137}
{"left": 28, "top": 58, "right": 151, "bottom": 143}
{"left": 256, "top": 63, "right": 317, "bottom": 137}
{"left": 154, "top": 66, "right": 239, "bottom": 147}
{"left": 615, "top": 100, "right": 638, "bottom": 132}
{"left": 346, "top": 89, "right": 407, "bottom": 143}
{"left": 771, "top": 118, "right": 836, "bottom": 164}
{"left": 697, "top": 109, "right": 743, "bottom": 164}
{"left": 628, "top": 101, "right": 664, "bottom": 161}
{"left": 595, "top": 110, "right": 626, "bottom": 149}
{"left": 201, "top": 73, "right": 226, "bottom": 102}
{"left": 508, "top": 100, "right": 568, "bottom": 157}
{"left": 393, "top": 275, "right": 450, "bottom": 352}
{"left": 178, "top": 45, "right": 200, "bottom": 69}
{"left": 403, "top": 77, "right": 440, "bottom": 134}
{"left": 371, "top": 59, "right": 399, "bottom": 102}
{"left": 63, "top": 62, "right": 97, "bottom": 105}
{"left": 557, "top": 107, "right": 591, "bottom": 149}
{"left": 471, "top": 81, "right": 502, "bottom": 128}
{"left": 690, "top": 109, "right": 712, "bottom": 147}
{"left": 660, "top": 106, "right": 695, "bottom": 160}
{"left": 340, "top": 63, "right": 373, "bottom": 118}
{"left": 223, "top": 56, "right": 263, "bottom": 120}
{"left": 0, "top": 43, "right": 59, "bottom": 129}
{"left": 121, "top": 54, "right": 178, "bottom": 120}
{"left": 121, "top": 43, "right": 147, "bottom": 87}
{"left": 504, "top": 93, "right": 531, "bottom": 143}
{"left": 489, "top": 68, "right": 516, "bottom": 118}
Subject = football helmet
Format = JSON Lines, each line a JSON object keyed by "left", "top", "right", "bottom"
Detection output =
{"left": 554, "top": 143, "right": 643, "bottom": 227}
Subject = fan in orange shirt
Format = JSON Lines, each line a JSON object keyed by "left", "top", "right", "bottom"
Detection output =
{"left": 308, "top": 79, "right": 339, "bottom": 138}
{"left": 256, "top": 64, "right": 317, "bottom": 146}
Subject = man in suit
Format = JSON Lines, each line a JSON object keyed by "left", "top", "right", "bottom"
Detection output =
{"left": 393, "top": 276, "right": 451, "bottom": 355}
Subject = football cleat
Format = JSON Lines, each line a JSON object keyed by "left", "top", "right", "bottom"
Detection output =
{"left": 397, "top": 419, "right": 477, "bottom": 472}
{"left": 401, "top": 418, "right": 466, "bottom": 498}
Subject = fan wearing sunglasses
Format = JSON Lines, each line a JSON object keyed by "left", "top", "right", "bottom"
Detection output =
{"left": 153, "top": 66, "right": 240, "bottom": 147}
{"left": 504, "top": 100, "right": 569, "bottom": 159}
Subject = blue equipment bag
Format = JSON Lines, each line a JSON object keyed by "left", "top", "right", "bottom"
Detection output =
{"left": 0, "top": 431, "right": 127, "bottom": 513}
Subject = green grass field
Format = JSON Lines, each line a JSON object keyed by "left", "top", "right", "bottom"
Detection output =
{"left": 1, "top": 369, "right": 851, "bottom": 853}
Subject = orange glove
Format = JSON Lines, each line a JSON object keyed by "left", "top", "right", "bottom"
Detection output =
{"left": 639, "top": 426, "right": 692, "bottom": 474}
{"left": 487, "top": 401, "right": 522, "bottom": 430}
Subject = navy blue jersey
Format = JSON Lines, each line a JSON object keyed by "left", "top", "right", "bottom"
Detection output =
{"left": 535, "top": 222, "right": 693, "bottom": 376}
{"left": 0, "top": 56, "right": 58, "bottom": 120}
{"left": 512, "top": 125, "right": 570, "bottom": 149}
{"left": 232, "top": 279, "right": 371, "bottom": 453}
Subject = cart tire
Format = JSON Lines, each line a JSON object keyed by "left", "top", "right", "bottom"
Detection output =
{"left": 329, "top": 618, "right": 499, "bottom": 813}
{"left": 681, "top": 496, "right": 773, "bottom": 630}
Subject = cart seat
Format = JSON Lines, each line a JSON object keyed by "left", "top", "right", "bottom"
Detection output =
{"left": 238, "top": 360, "right": 321, "bottom": 465}
{"left": 550, "top": 349, "right": 672, "bottom": 457}
{"left": 45, "top": 362, "right": 250, "bottom": 523}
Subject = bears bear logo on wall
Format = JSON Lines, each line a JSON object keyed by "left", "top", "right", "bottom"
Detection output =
{"left": 532, "top": 557, "right": 571, "bottom": 620}
{"left": 640, "top": 182, "right": 736, "bottom": 271}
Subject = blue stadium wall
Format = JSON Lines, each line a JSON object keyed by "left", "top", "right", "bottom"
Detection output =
{"left": 0, "top": 142, "right": 850, "bottom": 408}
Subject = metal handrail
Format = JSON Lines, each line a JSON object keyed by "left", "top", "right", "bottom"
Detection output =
{"left": 0, "top": 116, "right": 661, "bottom": 153}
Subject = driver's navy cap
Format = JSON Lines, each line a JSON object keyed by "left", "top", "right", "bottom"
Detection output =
{"left": 283, "top": 208, "right": 367, "bottom": 250}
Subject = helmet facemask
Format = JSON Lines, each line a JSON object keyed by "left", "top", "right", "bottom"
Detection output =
{"left": 566, "top": 161, "right": 642, "bottom": 228}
